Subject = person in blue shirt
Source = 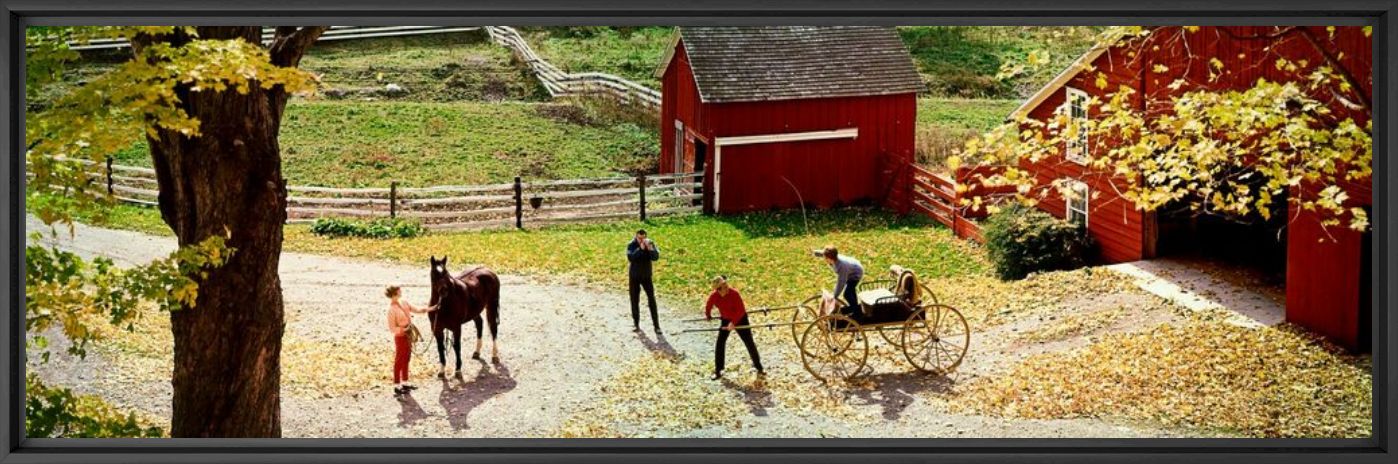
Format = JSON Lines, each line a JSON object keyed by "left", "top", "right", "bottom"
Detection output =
{"left": 627, "top": 229, "right": 661, "bottom": 332}
{"left": 812, "top": 245, "right": 864, "bottom": 318}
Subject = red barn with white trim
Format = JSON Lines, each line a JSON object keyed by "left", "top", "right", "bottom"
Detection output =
{"left": 655, "top": 26, "right": 923, "bottom": 214}
{"left": 1012, "top": 26, "right": 1372, "bottom": 351}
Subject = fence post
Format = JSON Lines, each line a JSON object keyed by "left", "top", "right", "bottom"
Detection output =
{"left": 389, "top": 181, "right": 398, "bottom": 219}
{"left": 514, "top": 176, "right": 523, "bottom": 229}
{"left": 638, "top": 174, "right": 647, "bottom": 221}
{"left": 105, "top": 156, "right": 114, "bottom": 196}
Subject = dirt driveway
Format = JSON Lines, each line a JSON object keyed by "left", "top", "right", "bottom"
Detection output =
{"left": 25, "top": 216, "right": 1200, "bottom": 438}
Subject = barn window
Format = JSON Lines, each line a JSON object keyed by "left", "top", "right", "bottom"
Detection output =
{"left": 1063, "top": 87, "right": 1090, "bottom": 164}
{"left": 673, "top": 120, "right": 685, "bottom": 172}
{"left": 1065, "top": 180, "right": 1090, "bottom": 227}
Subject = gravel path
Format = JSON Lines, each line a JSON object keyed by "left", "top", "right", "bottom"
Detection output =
{"left": 25, "top": 216, "right": 1199, "bottom": 438}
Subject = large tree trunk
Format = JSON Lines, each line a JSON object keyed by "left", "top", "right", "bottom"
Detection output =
{"left": 134, "top": 26, "right": 324, "bottom": 438}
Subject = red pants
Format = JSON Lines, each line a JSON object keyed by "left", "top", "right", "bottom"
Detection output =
{"left": 393, "top": 335, "right": 411, "bottom": 383}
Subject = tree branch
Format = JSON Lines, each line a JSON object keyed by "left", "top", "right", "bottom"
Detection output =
{"left": 268, "top": 26, "right": 328, "bottom": 68}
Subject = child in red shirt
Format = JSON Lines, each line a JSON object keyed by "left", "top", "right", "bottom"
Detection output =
{"left": 704, "top": 275, "right": 764, "bottom": 380}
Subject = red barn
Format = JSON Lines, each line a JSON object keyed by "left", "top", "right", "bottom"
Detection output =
{"left": 1011, "top": 26, "right": 1372, "bottom": 351}
{"left": 655, "top": 26, "right": 923, "bottom": 213}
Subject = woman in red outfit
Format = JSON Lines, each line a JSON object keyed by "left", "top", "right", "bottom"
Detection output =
{"left": 704, "top": 275, "right": 764, "bottom": 380}
{"left": 386, "top": 285, "right": 435, "bottom": 396}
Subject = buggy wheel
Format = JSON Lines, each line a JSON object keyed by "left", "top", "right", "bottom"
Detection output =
{"left": 878, "top": 324, "right": 903, "bottom": 349}
{"left": 790, "top": 295, "right": 822, "bottom": 345}
{"left": 799, "top": 314, "right": 868, "bottom": 382}
{"left": 918, "top": 283, "right": 942, "bottom": 306}
{"left": 901, "top": 304, "right": 969, "bottom": 374}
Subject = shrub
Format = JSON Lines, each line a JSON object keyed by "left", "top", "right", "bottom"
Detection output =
{"left": 982, "top": 204, "right": 1096, "bottom": 280}
{"left": 309, "top": 217, "right": 426, "bottom": 239}
{"left": 26, "top": 374, "right": 165, "bottom": 438}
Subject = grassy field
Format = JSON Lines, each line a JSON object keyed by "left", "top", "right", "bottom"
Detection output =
{"left": 299, "top": 32, "right": 541, "bottom": 102}
{"left": 525, "top": 27, "right": 674, "bottom": 89}
{"left": 107, "top": 100, "right": 658, "bottom": 187}
{"left": 69, "top": 204, "right": 989, "bottom": 311}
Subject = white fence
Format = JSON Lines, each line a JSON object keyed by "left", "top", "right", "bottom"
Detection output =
{"left": 60, "top": 26, "right": 485, "bottom": 51}
{"left": 485, "top": 26, "right": 662, "bottom": 112}
{"left": 31, "top": 159, "right": 703, "bottom": 232}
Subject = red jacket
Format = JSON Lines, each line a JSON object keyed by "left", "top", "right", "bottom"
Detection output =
{"left": 705, "top": 288, "right": 747, "bottom": 322}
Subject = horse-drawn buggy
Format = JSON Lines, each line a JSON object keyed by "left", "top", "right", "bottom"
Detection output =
{"left": 681, "top": 265, "right": 970, "bottom": 382}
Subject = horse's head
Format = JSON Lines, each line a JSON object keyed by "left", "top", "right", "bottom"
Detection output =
{"left": 429, "top": 255, "right": 451, "bottom": 307}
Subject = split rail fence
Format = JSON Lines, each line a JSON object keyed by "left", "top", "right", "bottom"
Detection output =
{"left": 484, "top": 26, "right": 662, "bottom": 112}
{"left": 32, "top": 158, "right": 703, "bottom": 232}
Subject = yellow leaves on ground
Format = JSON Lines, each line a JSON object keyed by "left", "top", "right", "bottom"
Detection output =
{"left": 953, "top": 315, "right": 1371, "bottom": 438}
{"left": 928, "top": 267, "right": 1140, "bottom": 329}
{"left": 1014, "top": 306, "right": 1127, "bottom": 343}
{"left": 555, "top": 353, "right": 742, "bottom": 437}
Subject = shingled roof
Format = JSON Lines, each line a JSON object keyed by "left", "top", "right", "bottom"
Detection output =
{"left": 660, "top": 26, "right": 925, "bottom": 103}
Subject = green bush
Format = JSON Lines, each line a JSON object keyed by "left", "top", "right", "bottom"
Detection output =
{"left": 982, "top": 204, "right": 1096, "bottom": 280}
{"left": 309, "top": 217, "right": 426, "bottom": 239}
{"left": 26, "top": 374, "right": 165, "bottom": 438}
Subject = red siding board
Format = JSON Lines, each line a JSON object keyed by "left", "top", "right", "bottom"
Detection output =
{"left": 1017, "top": 26, "right": 1373, "bottom": 350}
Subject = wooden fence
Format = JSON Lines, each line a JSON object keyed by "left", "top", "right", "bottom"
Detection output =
{"left": 907, "top": 164, "right": 1014, "bottom": 242}
{"left": 484, "top": 26, "right": 662, "bottom": 112}
{"left": 59, "top": 26, "right": 486, "bottom": 51}
{"left": 32, "top": 158, "right": 703, "bottom": 232}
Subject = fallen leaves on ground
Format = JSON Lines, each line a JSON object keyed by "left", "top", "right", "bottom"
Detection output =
{"left": 1014, "top": 306, "right": 1128, "bottom": 343}
{"left": 952, "top": 313, "right": 1371, "bottom": 438}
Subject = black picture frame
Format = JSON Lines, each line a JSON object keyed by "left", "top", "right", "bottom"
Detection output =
{"left": 1, "top": 1, "right": 1393, "bottom": 462}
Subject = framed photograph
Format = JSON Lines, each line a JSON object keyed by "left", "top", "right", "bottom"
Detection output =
{"left": 3, "top": 0, "right": 1393, "bottom": 462}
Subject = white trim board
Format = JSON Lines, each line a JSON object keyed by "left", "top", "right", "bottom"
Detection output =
{"left": 712, "top": 127, "right": 859, "bottom": 212}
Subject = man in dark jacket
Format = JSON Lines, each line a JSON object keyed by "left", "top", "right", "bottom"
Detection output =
{"left": 627, "top": 229, "right": 661, "bottom": 332}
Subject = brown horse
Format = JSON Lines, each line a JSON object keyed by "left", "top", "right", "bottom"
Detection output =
{"left": 427, "top": 256, "right": 502, "bottom": 374}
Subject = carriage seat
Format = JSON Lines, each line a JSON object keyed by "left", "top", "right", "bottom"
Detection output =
{"left": 854, "top": 266, "right": 922, "bottom": 323}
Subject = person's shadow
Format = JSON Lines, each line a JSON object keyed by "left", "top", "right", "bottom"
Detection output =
{"left": 437, "top": 359, "right": 518, "bottom": 430}
{"left": 720, "top": 376, "right": 775, "bottom": 417}
{"left": 847, "top": 372, "right": 956, "bottom": 420}
{"left": 635, "top": 330, "right": 680, "bottom": 359}
{"left": 396, "top": 390, "right": 430, "bottom": 427}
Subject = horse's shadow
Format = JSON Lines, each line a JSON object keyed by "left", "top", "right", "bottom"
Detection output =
{"left": 847, "top": 371, "right": 957, "bottom": 420}
{"left": 396, "top": 390, "right": 430, "bottom": 427}
{"left": 437, "top": 360, "right": 517, "bottom": 430}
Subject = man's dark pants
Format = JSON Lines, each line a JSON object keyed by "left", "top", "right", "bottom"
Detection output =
{"left": 715, "top": 315, "right": 762, "bottom": 374}
{"left": 630, "top": 277, "right": 658, "bottom": 328}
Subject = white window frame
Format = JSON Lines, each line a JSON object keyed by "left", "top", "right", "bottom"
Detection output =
{"left": 1063, "top": 87, "right": 1090, "bottom": 165}
{"left": 673, "top": 119, "right": 685, "bottom": 173}
{"left": 1065, "top": 179, "right": 1090, "bottom": 227}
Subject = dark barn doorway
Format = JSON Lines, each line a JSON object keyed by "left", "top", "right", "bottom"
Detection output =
{"left": 692, "top": 140, "right": 708, "bottom": 207}
{"left": 1154, "top": 186, "right": 1289, "bottom": 287}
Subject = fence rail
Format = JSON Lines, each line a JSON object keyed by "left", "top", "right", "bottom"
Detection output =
{"left": 908, "top": 164, "right": 986, "bottom": 242}
{"left": 484, "top": 26, "right": 662, "bottom": 112}
{"left": 58, "top": 26, "right": 485, "bottom": 51}
{"left": 29, "top": 158, "right": 703, "bottom": 232}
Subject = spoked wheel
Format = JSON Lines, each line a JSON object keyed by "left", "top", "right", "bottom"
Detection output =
{"left": 790, "top": 295, "right": 822, "bottom": 345}
{"left": 409, "top": 324, "right": 430, "bottom": 356}
{"left": 799, "top": 314, "right": 869, "bottom": 382}
{"left": 877, "top": 324, "right": 903, "bottom": 349}
{"left": 901, "top": 304, "right": 970, "bottom": 375}
{"left": 918, "top": 283, "right": 942, "bottom": 306}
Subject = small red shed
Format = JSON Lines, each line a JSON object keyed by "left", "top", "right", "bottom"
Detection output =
{"left": 655, "top": 26, "right": 924, "bottom": 214}
{"left": 1011, "top": 26, "right": 1372, "bottom": 351}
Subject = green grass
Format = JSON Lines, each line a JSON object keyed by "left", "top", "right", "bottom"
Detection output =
{"left": 298, "top": 32, "right": 541, "bottom": 102}
{"left": 917, "top": 98, "right": 1020, "bottom": 133}
{"left": 284, "top": 207, "right": 990, "bottom": 310}
{"left": 525, "top": 27, "right": 675, "bottom": 89}
{"left": 898, "top": 26, "right": 1101, "bottom": 99}
{"left": 45, "top": 202, "right": 990, "bottom": 311}
{"left": 110, "top": 100, "right": 659, "bottom": 187}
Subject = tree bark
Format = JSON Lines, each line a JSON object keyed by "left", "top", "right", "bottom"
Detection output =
{"left": 134, "top": 26, "right": 325, "bottom": 438}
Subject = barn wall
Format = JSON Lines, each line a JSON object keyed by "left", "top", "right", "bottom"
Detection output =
{"left": 659, "top": 44, "right": 711, "bottom": 175}
{"left": 1287, "top": 206, "right": 1368, "bottom": 351}
{"left": 706, "top": 93, "right": 916, "bottom": 213}
{"left": 1020, "top": 26, "right": 1372, "bottom": 264}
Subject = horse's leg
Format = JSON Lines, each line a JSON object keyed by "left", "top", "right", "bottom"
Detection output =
{"left": 451, "top": 327, "right": 463, "bottom": 373}
{"left": 488, "top": 299, "right": 501, "bottom": 363}
{"left": 471, "top": 316, "right": 484, "bottom": 360}
{"left": 434, "top": 329, "right": 447, "bottom": 378}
